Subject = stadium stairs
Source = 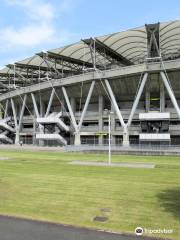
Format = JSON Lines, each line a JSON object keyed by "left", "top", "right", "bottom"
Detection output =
{"left": 36, "top": 112, "right": 69, "bottom": 145}
{"left": 0, "top": 117, "right": 15, "bottom": 144}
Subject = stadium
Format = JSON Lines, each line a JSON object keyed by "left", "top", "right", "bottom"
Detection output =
{"left": 0, "top": 20, "right": 180, "bottom": 147}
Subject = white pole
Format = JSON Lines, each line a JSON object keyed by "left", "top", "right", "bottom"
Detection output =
{"left": 108, "top": 113, "right": 111, "bottom": 165}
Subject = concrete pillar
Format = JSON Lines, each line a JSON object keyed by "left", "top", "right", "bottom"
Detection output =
{"left": 160, "top": 81, "right": 165, "bottom": 112}
{"left": 70, "top": 97, "right": 77, "bottom": 146}
{"left": 61, "top": 99, "right": 65, "bottom": 114}
{"left": 98, "top": 95, "right": 103, "bottom": 145}
{"left": 40, "top": 98, "right": 45, "bottom": 117}
{"left": 33, "top": 109, "right": 36, "bottom": 145}
{"left": 0, "top": 104, "right": 2, "bottom": 119}
{"left": 145, "top": 79, "right": 150, "bottom": 112}
{"left": 15, "top": 104, "right": 20, "bottom": 145}
{"left": 111, "top": 103, "right": 116, "bottom": 145}
{"left": 15, "top": 127, "right": 20, "bottom": 145}
{"left": 11, "top": 99, "right": 20, "bottom": 145}
{"left": 39, "top": 98, "right": 45, "bottom": 146}
{"left": 70, "top": 97, "right": 76, "bottom": 113}
{"left": 74, "top": 132, "right": 81, "bottom": 145}
{"left": 123, "top": 126, "right": 129, "bottom": 146}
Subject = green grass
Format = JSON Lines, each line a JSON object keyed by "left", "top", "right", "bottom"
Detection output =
{"left": 0, "top": 150, "right": 180, "bottom": 239}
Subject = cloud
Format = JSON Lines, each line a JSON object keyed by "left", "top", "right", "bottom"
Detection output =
{"left": 0, "top": 0, "right": 79, "bottom": 66}
{"left": 6, "top": 0, "right": 55, "bottom": 22}
{"left": 0, "top": 24, "right": 55, "bottom": 48}
{"left": 0, "top": 0, "right": 77, "bottom": 50}
{"left": 1, "top": 0, "right": 57, "bottom": 48}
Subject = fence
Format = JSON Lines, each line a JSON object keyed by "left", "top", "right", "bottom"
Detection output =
{"left": 65, "top": 143, "right": 180, "bottom": 153}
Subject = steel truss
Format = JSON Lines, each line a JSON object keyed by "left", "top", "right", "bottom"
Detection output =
{"left": 0, "top": 66, "right": 180, "bottom": 146}
{"left": 1, "top": 22, "right": 180, "bottom": 146}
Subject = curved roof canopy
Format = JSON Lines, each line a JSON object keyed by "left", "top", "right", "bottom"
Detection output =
{"left": 0, "top": 20, "right": 180, "bottom": 94}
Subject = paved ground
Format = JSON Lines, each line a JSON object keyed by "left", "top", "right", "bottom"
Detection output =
{"left": 70, "top": 161, "right": 155, "bottom": 168}
{"left": 0, "top": 215, "right": 142, "bottom": 240}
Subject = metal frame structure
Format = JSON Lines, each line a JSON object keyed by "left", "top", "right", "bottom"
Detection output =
{"left": 1, "top": 20, "right": 180, "bottom": 146}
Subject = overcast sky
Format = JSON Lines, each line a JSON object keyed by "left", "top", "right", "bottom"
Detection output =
{"left": 0, "top": 0, "right": 180, "bottom": 69}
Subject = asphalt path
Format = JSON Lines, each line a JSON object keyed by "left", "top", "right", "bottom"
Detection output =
{"left": 0, "top": 215, "right": 142, "bottom": 240}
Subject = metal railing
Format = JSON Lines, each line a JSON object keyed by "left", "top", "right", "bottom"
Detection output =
{"left": 65, "top": 142, "right": 180, "bottom": 152}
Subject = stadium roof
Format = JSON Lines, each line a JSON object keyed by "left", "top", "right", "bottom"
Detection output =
{"left": 0, "top": 20, "right": 180, "bottom": 93}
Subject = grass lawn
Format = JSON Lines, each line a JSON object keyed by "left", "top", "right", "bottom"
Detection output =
{"left": 0, "top": 150, "right": 180, "bottom": 239}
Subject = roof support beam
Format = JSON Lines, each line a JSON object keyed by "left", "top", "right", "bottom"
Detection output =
{"left": 78, "top": 81, "right": 95, "bottom": 131}
{"left": 160, "top": 71, "right": 180, "bottom": 118}
{"left": 104, "top": 79, "right": 125, "bottom": 128}
{"left": 4, "top": 99, "right": 9, "bottom": 118}
{"left": 127, "top": 72, "right": 148, "bottom": 127}
{"left": 83, "top": 38, "right": 133, "bottom": 66}
{"left": 62, "top": 86, "right": 78, "bottom": 132}
{"left": 2, "top": 59, "right": 180, "bottom": 101}
{"left": 146, "top": 23, "right": 160, "bottom": 58}
{"left": 45, "top": 89, "right": 55, "bottom": 117}
{"left": 19, "top": 94, "right": 27, "bottom": 131}
{"left": 46, "top": 51, "right": 97, "bottom": 69}
{"left": 31, "top": 93, "right": 40, "bottom": 118}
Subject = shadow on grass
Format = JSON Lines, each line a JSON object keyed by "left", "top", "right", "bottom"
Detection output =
{"left": 157, "top": 188, "right": 180, "bottom": 219}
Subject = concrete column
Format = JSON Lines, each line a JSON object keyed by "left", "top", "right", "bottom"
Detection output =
{"left": 111, "top": 103, "right": 116, "bottom": 145}
{"left": 39, "top": 98, "right": 45, "bottom": 146}
{"left": 160, "top": 81, "right": 165, "bottom": 112}
{"left": 70, "top": 97, "right": 76, "bottom": 145}
{"left": 123, "top": 126, "right": 129, "bottom": 146}
{"left": 15, "top": 104, "right": 20, "bottom": 145}
{"left": 33, "top": 109, "right": 36, "bottom": 145}
{"left": 74, "top": 132, "right": 81, "bottom": 145}
{"left": 61, "top": 99, "right": 65, "bottom": 113}
{"left": 98, "top": 95, "right": 103, "bottom": 145}
{"left": 0, "top": 104, "right": 2, "bottom": 119}
{"left": 145, "top": 79, "right": 150, "bottom": 112}
{"left": 11, "top": 99, "right": 19, "bottom": 145}
{"left": 160, "top": 71, "right": 180, "bottom": 118}
{"left": 70, "top": 97, "right": 76, "bottom": 113}
{"left": 40, "top": 98, "right": 45, "bottom": 117}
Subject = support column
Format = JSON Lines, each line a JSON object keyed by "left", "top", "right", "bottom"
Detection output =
{"left": 127, "top": 73, "right": 148, "bottom": 127}
{"left": 70, "top": 97, "right": 76, "bottom": 113}
{"left": 145, "top": 79, "right": 150, "bottom": 112}
{"left": 45, "top": 89, "right": 55, "bottom": 117}
{"left": 160, "top": 80, "right": 165, "bottom": 112}
{"left": 31, "top": 93, "right": 43, "bottom": 146}
{"left": 39, "top": 98, "right": 45, "bottom": 146}
{"left": 78, "top": 81, "right": 95, "bottom": 130}
{"left": 160, "top": 72, "right": 180, "bottom": 118}
{"left": 74, "top": 133, "right": 81, "bottom": 145}
{"left": 33, "top": 109, "right": 36, "bottom": 145}
{"left": 104, "top": 79, "right": 128, "bottom": 146}
{"left": 4, "top": 99, "right": 9, "bottom": 118}
{"left": 126, "top": 73, "right": 148, "bottom": 146}
{"left": 111, "top": 104, "right": 116, "bottom": 145}
{"left": 62, "top": 87, "right": 79, "bottom": 145}
{"left": 75, "top": 81, "right": 95, "bottom": 146}
{"left": 70, "top": 97, "right": 76, "bottom": 145}
{"left": 11, "top": 98, "right": 19, "bottom": 145}
{"left": 98, "top": 95, "right": 103, "bottom": 145}
{"left": 122, "top": 126, "right": 129, "bottom": 147}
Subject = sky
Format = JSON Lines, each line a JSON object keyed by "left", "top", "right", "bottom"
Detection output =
{"left": 0, "top": 0, "right": 180, "bottom": 69}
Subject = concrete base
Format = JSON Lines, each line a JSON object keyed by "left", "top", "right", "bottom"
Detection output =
{"left": 15, "top": 133, "right": 20, "bottom": 145}
{"left": 74, "top": 133, "right": 81, "bottom": 145}
{"left": 122, "top": 131, "right": 129, "bottom": 146}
